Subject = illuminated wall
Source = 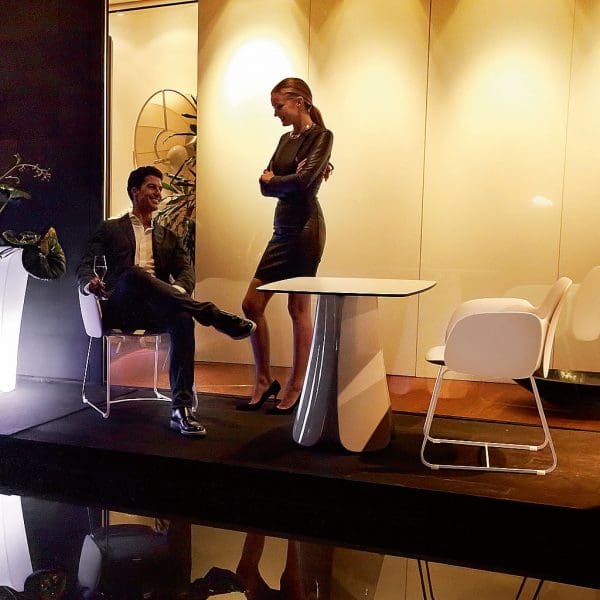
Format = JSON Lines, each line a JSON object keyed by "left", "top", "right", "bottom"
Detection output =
{"left": 109, "top": 4, "right": 198, "bottom": 217}
{"left": 195, "top": 0, "right": 311, "bottom": 365}
{"left": 193, "top": 0, "right": 599, "bottom": 378}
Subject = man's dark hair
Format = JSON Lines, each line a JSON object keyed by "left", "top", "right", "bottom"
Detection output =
{"left": 127, "top": 165, "right": 163, "bottom": 201}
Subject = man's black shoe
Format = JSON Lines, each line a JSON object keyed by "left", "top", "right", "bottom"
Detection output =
{"left": 170, "top": 407, "right": 206, "bottom": 436}
{"left": 213, "top": 311, "right": 256, "bottom": 340}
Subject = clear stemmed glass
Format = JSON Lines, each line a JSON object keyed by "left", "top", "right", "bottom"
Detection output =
{"left": 93, "top": 255, "right": 107, "bottom": 282}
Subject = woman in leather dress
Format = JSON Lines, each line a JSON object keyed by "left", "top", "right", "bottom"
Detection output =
{"left": 239, "top": 78, "right": 333, "bottom": 414}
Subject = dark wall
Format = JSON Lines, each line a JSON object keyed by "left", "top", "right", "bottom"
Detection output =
{"left": 0, "top": 1, "right": 106, "bottom": 381}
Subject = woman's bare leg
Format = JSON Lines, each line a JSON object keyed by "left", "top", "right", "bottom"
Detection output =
{"left": 279, "top": 540, "right": 305, "bottom": 599}
{"left": 278, "top": 292, "right": 312, "bottom": 408}
{"left": 235, "top": 534, "right": 272, "bottom": 599}
{"left": 242, "top": 278, "right": 275, "bottom": 404}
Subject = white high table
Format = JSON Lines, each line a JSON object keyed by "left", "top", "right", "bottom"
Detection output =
{"left": 258, "top": 277, "right": 436, "bottom": 452}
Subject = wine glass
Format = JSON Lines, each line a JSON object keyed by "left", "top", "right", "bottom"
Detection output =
{"left": 93, "top": 255, "right": 107, "bottom": 281}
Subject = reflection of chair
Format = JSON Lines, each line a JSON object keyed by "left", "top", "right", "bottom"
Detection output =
{"left": 421, "top": 277, "right": 572, "bottom": 475}
{"left": 78, "top": 512, "right": 176, "bottom": 599}
{"left": 78, "top": 290, "right": 170, "bottom": 418}
{"left": 572, "top": 265, "right": 600, "bottom": 342}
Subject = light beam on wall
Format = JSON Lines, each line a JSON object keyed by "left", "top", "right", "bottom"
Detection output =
{"left": 224, "top": 39, "right": 292, "bottom": 106}
{"left": 532, "top": 195, "right": 553, "bottom": 207}
{"left": 0, "top": 249, "right": 29, "bottom": 393}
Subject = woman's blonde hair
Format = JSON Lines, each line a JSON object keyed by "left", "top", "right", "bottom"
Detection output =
{"left": 272, "top": 77, "right": 325, "bottom": 128}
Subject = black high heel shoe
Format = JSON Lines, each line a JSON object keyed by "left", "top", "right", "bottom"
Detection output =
{"left": 236, "top": 380, "right": 281, "bottom": 411}
{"left": 267, "top": 393, "right": 300, "bottom": 415}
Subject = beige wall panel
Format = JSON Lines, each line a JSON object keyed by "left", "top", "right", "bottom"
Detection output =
{"left": 109, "top": 5, "right": 198, "bottom": 216}
{"left": 561, "top": 0, "right": 600, "bottom": 282}
{"left": 556, "top": 0, "right": 600, "bottom": 373}
{"left": 301, "top": 0, "right": 429, "bottom": 374}
{"left": 195, "top": 0, "right": 310, "bottom": 364}
{"left": 418, "top": 0, "right": 573, "bottom": 378}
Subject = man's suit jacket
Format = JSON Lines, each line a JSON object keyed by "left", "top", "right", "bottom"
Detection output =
{"left": 77, "top": 214, "right": 195, "bottom": 295}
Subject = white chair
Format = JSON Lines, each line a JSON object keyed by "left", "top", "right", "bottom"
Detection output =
{"left": 78, "top": 290, "right": 171, "bottom": 418}
{"left": 421, "top": 277, "right": 572, "bottom": 475}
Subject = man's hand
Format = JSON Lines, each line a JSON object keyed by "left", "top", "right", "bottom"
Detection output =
{"left": 87, "top": 276, "right": 106, "bottom": 298}
{"left": 260, "top": 169, "right": 274, "bottom": 183}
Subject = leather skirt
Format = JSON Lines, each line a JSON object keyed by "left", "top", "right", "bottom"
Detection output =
{"left": 254, "top": 202, "right": 325, "bottom": 284}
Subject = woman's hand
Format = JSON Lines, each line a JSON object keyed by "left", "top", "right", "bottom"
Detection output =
{"left": 297, "top": 157, "right": 333, "bottom": 181}
{"left": 260, "top": 170, "right": 274, "bottom": 183}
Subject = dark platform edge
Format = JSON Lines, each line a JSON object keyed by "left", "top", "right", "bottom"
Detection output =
{"left": 0, "top": 427, "right": 597, "bottom": 589}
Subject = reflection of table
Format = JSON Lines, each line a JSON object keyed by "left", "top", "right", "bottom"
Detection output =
{"left": 258, "top": 277, "right": 436, "bottom": 452}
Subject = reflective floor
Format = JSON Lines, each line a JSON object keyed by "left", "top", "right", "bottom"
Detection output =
{"left": 0, "top": 493, "right": 597, "bottom": 599}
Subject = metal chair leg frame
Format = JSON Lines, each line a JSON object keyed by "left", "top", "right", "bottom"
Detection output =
{"left": 82, "top": 334, "right": 171, "bottom": 419}
{"left": 82, "top": 336, "right": 108, "bottom": 417}
{"left": 422, "top": 365, "right": 446, "bottom": 436}
{"left": 421, "top": 369, "right": 557, "bottom": 475}
{"left": 152, "top": 335, "right": 170, "bottom": 401}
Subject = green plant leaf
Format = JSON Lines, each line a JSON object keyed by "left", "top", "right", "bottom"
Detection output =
{"left": 162, "top": 181, "right": 177, "bottom": 192}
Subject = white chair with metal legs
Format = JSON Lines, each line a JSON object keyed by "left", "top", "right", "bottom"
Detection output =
{"left": 78, "top": 290, "right": 171, "bottom": 418}
{"left": 421, "top": 277, "right": 572, "bottom": 475}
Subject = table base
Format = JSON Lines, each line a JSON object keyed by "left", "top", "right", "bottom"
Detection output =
{"left": 294, "top": 295, "right": 392, "bottom": 452}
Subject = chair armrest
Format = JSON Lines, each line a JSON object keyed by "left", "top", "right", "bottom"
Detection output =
{"left": 78, "top": 289, "right": 103, "bottom": 338}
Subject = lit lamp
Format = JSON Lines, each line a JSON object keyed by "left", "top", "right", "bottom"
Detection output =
{"left": 0, "top": 248, "right": 28, "bottom": 393}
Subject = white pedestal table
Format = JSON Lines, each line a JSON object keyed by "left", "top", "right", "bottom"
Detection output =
{"left": 258, "top": 277, "right": 436, "bottom": 452}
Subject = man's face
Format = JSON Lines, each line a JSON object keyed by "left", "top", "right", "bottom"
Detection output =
{"left": 131, "top": 175, "right": 162, "bottom": 214}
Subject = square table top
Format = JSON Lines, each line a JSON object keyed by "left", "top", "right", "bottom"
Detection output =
{"left": 258, "top": 276, "right": 437, "bottom": 297}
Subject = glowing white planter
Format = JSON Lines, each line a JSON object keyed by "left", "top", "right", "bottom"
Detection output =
{"left": 0, "top": 494, "right": 32, "bottom": 590}
{"left": 0, "top": 248, "right": 28, "bottom": 393}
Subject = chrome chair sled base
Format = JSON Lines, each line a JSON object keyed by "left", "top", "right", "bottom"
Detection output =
{"left": 79, "top": 289, "right": 171, "bottom": 419}
{"left": 421, "top": 368, "right": 556, "bottom": 475}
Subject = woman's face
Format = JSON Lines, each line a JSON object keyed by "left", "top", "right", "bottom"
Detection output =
{"left": 271, "top": 92, "right": 300, "bottom": 127}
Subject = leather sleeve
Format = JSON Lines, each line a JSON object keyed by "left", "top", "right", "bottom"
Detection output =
{"left": 260, "top": 129, "right": 333, "bottom": 197}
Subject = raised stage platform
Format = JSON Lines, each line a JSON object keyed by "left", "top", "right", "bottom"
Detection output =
{"left": 0, "top": 379, "right": 598, "bottom": 589}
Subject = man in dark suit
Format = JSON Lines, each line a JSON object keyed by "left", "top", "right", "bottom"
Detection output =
{"left": 77, "top": 166, "right": 255, "bottom": 436}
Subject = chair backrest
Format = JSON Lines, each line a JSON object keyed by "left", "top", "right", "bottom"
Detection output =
{"left": 571, "top": 266, "right": 600, "bottom": 342}
{"left": 78, "top": 289, "right": 103, "bottom": 338}
{"left": 443, "top": 277, "right": 572, "bottom": 380}
{"left": 533, "top": 277, "right": 572, "bottom": 378}
{"left": 445, "top": 310, "right": 544, "bottom": 380}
